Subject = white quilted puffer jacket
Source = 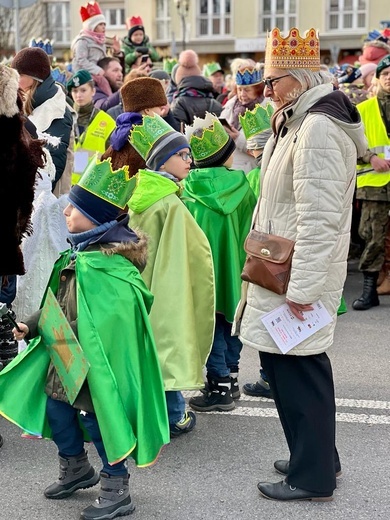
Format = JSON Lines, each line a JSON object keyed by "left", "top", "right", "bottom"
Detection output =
{"left": 234, "top": 83, "right": 368, "bottom": 356}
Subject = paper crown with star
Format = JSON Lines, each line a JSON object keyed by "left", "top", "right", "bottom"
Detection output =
{"left": 184, "top": 112, "right": 235, "bottom": 167}
{"left": 128, "top": 113, "right": 189, "bottom": 171}
{"left": 239, "top": 103, "right": 274, "bottom": 141}
{"left": 77, "top": 157, "right": 136, "bottom": 209}
{"left": 203, "top": 62, "right": 224, "bottom": 77}
{"left": 265, "top": 27, "right": 321, "bottom": 71}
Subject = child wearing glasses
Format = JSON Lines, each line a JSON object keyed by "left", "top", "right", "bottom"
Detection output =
{"left": 182, "top": 113, "right": 257, "bottom": 411}
{"left": 127, "top": 112, "right": 215, "bottom": 437}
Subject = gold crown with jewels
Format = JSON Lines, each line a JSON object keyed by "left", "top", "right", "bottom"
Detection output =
{"left": 265, "top": 27, "right": 321, "bottom": 71}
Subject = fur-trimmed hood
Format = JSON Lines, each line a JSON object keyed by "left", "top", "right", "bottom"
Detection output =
{"left": 101, "top": 227, "right": 149, "bottom": 273}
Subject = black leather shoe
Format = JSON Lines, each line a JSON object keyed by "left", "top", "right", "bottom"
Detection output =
{"left": 274, "top": 459, "right": 342, "bottom": 478}
{"left": 243, "top": 380, "right": 273, "bottom": 399}
{"left": 257, "top": 480, "right": 333, "bottom": 502}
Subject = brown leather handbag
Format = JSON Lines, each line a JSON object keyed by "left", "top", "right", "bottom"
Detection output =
{"left": 241, "top": 230, "right": 295, "bottom": 295}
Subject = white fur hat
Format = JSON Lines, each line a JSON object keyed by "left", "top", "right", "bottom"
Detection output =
{"left": 0, "top": 65, "right": 20, "bottom": 118}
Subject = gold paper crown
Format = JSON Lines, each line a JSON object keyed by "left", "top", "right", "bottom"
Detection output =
{"left": 265, "top": 27, "right": 320, "bottom": 71}
{"left": 239, "top": 103, "right": 274, "bottom": 140}
{"left": 184, "top": 112, "right": 229, "bottom": 161}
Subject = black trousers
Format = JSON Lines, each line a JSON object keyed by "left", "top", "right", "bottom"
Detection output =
{"left": 260, "top": 351, "right": 340, "bottom": 494}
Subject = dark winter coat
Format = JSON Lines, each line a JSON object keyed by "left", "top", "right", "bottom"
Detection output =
{"left": 171, "top": 76, "right": 223, "bottom": 127}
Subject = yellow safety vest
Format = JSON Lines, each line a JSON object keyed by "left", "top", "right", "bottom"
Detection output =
{"left": 72, "top": 110, "right": 116, "bottom": 185}
{"left": 356, "top": 97, "right": 390, "bottom": 189}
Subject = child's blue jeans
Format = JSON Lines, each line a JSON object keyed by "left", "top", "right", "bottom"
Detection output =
{"left": 206, "top": 313, "right": 242, "bottom": 378}
{"left": 46, "top": 397, "right": 127, "bottom": 476}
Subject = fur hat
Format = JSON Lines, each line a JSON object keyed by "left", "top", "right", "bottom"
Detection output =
{"left": 175, "top": 50, "right": 202, "bottom": 85}
{"left": 120, "top": 77, "right": 167, "bottom": 112}
{"left": 0, "top": 65, "right": 20, "bottom": 118}
{"left": 127, "top": 15, "right": 145, "bottom": 40}
{"left": 376, "top": 54, "right": 390, "bottom": 78}
{"left": 11, "top": 47, "right": 51, "bottom": 82}
{"left": 80, "top": 1, "right": 106, "bottom": 31}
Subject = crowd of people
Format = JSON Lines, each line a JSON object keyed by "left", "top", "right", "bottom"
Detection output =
{"left": 0, "top": 2, "right": 389, "bottom": 517}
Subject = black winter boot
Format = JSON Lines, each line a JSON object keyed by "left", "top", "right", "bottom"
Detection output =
{"left": 189, "top": 375, "right": 235, "bottom": 412}
{"left": 200, "top": 373, "right": 240, "bottom": 400}
{"left": 352, "top": 271, "right": 380, "bottom": 311}
{"left": 80, "top": 472, "right": 135, "bottom": 520}
{"left": 44, "top": 450, "right": 100, "bottom": 499}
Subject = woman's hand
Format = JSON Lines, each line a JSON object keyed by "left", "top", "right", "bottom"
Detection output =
{"left": 225, "top": 126, "right": 240, "bottom": 140}
{"left": 286, "top": 299, "right": 314, "bottom": 321}
{"left": 13, "top": 323, "right": 29, "bottom": 341}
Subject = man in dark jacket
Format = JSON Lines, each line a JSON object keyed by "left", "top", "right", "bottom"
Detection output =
{"left": 171, "top": 49, "right": 223, "bottom": 127}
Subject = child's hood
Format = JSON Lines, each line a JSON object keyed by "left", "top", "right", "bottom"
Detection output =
{"left": 128, "top": 169, "right": 180, "bottom": 213}
{"left": 183, "top": 166, "right": 251, "bottom": 215}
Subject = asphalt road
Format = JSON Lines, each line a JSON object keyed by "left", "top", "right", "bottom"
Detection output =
{"left": 0, "top": 260, "right": 389, "bottom": 520}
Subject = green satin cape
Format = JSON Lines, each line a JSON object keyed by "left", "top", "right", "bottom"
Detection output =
{"left": 0, "top": 250, "right": 170, "bottom": 466}
{"left": 182, "top": 166, "right": 257, "bottom": 322}
{"left": 129, "top": 170, "right": 215, "bottom": 391}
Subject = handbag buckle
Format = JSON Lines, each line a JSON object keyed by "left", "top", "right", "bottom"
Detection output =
{"left": 260, "top": 248, "right": 271, "bottom": 256}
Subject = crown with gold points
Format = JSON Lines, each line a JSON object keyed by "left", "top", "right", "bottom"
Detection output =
{"left": 78, "top": 157, "right": 136, "bottom": 209}
{"left": 185, "top": 112, "right": 230, "bottom": 161}
{"left": 265, "top": 27, "right": 320, "bottom": 71}
{"left": 128, "top": 113, "right": 174, "bottom": 161}
{"left": 239, "top": 103, "right": 274, "bottom": 140}
{"left": 235, "top": 66, "right": 262, "bottom": 86}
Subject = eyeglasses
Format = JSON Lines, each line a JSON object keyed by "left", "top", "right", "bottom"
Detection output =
{"left": 175, "top": 151, "right": 192, "bottom": 161}
{"left": 262, "top": 74, "right": 290, "bottom": 90}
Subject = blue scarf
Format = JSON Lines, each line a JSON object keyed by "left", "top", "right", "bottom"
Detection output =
{"left": 68, "top": 221, "right": 117, "bottom": 254}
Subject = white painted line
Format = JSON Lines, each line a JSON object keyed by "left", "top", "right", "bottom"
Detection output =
{"left": 183, "top": 391, "right": 390, "bottom": 410}
{"left": 182, "top": 392, "right": 390, "bottom": 424}
{"left": 189, "top": 407, "right": 390, "bottom": 424}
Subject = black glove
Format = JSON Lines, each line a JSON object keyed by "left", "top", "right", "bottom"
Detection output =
{"left": 135, "top": 46, "right": 149, "bottom": 55}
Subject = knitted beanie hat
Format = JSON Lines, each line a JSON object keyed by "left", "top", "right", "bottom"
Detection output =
{"left": 376, "top": 54, "right": 390, "bottom": 78}
{"left": 11, "top": 47, "right": 51, "bottom": 82}
{"left": 127, "top": 16, "right": 145, "bottom": 41}
{"left": 120, "top": 77, "right": 167, "bottom": 112}
{"left": 175, "top": 50, "right": 202, "bottom": 85}
{"left": 359, "top": 40, "right": 390, "bottom": 65}
{"left": 0, "top": 65, "right": 20, "bottom": 118}
{"left": 149, "top": 69, "right": 170, "bottom": 81}
{"left": 80, "top": 1, "right": 106, "bottom": 31}
{"left": 359, "top": 62, "right": 377, "bottom": 80}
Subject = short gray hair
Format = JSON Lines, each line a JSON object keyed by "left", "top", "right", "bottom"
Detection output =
{"left": 285, "top": 68, "right": 333, "bottom": 102}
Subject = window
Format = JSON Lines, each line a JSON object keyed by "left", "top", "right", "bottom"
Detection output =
{"left": 197, "top": 0, "right": 231, "bottom": 37}
{"left": 260, "top": 0, "right": 297, "bottom": 34}
{"left": 328, "top": 0, "right": 366, "bottom": 31}
{"left": 103, "top": 8, "right": 125, "bottom": 29}
{"left": 46, "top": 2, "right": 71, "bottom": 45}
{"left": 156, "top": 0, "right": 171, "bottom": 40}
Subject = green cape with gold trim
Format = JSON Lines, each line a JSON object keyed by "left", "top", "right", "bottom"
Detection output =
{"left": 0, "top": 250, "right": 169, "bottom": 466}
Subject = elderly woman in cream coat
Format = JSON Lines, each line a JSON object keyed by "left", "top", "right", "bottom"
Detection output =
{"left": 234, "top": 28, "right": 367, "bottom": 503}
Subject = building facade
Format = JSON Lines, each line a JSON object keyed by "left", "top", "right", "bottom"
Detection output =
{"left": 7, "top": 0, "right": 390, "bottom": 69}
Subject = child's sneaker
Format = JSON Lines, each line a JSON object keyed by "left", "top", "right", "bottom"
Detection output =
{"left": 169, "top": 411, "right": 196, "bottom": 438}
